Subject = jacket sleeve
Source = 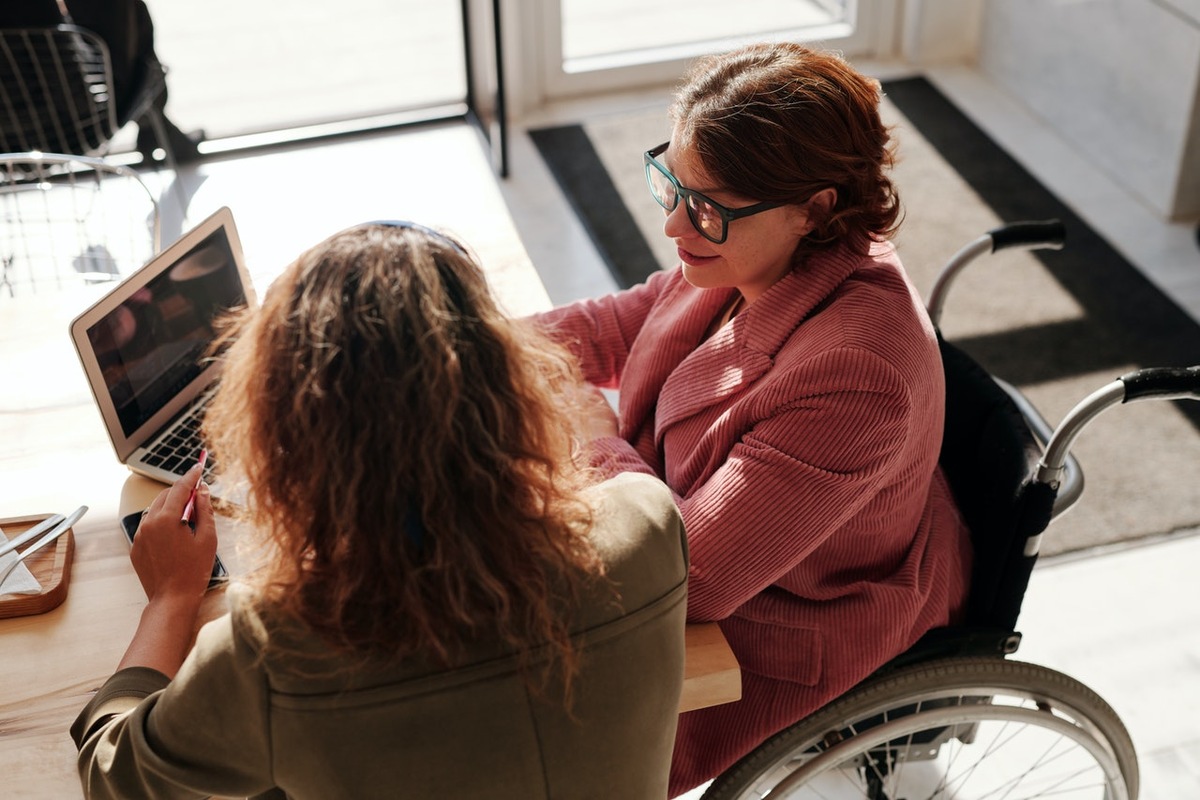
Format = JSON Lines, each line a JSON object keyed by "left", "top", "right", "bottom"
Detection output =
{"left": 533, "top": 270, "right": 671, "bottom": 389}
{"left": 586, "top": 434, "right": 663, "bottom": 478}
{"left": 72, "top": 612, "right": 276, "bottom": 799}
{"left": 675, "top": 349, "right": 914, "bottom": 621}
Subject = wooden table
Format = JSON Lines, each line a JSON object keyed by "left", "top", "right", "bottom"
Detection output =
{"left": 0, "top": 476, "right": 740, "bottom": 797}
{"left": 0, "top": 279, "right": 739, "bottom": 799}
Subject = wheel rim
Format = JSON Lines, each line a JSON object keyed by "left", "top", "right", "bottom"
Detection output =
{"left": 739, "top": 686, "right": 1131, "bottom": 799}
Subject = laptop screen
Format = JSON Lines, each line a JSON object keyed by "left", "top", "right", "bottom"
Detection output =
{"left": 85, "top": 228, "right": 248, "bottom": 438}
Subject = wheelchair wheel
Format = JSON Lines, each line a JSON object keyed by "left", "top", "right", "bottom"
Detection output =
{"left": 702, "top": 656, "right": 1138, "bottom": 800}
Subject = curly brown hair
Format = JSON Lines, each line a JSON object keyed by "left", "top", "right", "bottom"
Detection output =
{"left": 670, "top": 41, "right": 902, "bottom": 260}
{"left": 203, "top": 222, "right": 602, "bottom": 686}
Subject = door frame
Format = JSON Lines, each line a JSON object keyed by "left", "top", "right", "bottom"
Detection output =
{"left": 463, "top": 0, "right": 510, "bottom": 176}
{"left": 501, "top": 0, "right": 899, "bottom": 116}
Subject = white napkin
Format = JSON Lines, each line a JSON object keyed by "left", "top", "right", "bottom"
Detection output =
{"left": 0, "top": 527, "right": 44, "bottom": 595}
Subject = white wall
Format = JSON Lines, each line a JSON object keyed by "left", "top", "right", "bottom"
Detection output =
{"left": 900, "top": 0, "right": 986, "bottom": 64}
{"left": 976, "top": 0, "right": 1200, "bottom": 221}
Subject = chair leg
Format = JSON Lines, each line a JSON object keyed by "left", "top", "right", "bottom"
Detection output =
{"left": 143, "top": 109, "right": 194, "bottom": 220}
{"left": 140, "top": 109, "right": 202, "bottom": 164}
{"left": 2, "top": 254, "right": 15, "bottom": 298}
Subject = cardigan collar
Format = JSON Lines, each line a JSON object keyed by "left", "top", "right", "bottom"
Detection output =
{"left": 652, "top": 241, "right": 870, "bottom": 434}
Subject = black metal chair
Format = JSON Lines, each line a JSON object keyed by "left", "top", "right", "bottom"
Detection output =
{"left": 0, "top": 24, "right": 174, "bottom": 297}
{"left": 0, "top": 152, "right": 160, "bottom": 297}
{"left": 0, "top": 24, "right": 182, "bottom": 171}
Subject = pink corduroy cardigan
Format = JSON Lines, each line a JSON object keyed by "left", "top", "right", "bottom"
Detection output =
{"left": 537, "top": 240, "right": 973, "bottom": 796}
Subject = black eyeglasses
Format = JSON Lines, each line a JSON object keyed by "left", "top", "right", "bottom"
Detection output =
{"left": 643, "top": 142, "right": 782, "bottom": 244}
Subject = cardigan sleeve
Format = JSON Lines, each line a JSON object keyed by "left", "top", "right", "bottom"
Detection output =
{"left": 533, "top": 270, "right": 670, "bottom": 389}
{"left": 587, "top": 434, "right": 663, "bottom": 477}
{"left": 675, "top": 349, "right": 914, "bottom": 622}
{"left": 535, "top": 270, "right": 683, "bottom": 476}
{"left": 72, "top": 611, "right": 276, "bottom": 799}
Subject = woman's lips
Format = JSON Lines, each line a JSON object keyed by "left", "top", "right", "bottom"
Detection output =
{"left": 678, "top": 247, "right": 718, "bottom": 266}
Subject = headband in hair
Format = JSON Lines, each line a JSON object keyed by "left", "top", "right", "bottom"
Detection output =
{"left": 363, "top": 220, "right": 468, "bottom": 255}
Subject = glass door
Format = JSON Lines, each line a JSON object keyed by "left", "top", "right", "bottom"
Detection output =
{"left": 536, "top": 0, "right": 890, "bottom": 99}
{"left": 145, "top": 0, "right": 467, "bottom": 142}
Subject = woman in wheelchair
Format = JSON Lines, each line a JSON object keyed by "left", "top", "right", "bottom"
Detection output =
{"left": 535, "top": 42, "right": 973, "bottom": 796}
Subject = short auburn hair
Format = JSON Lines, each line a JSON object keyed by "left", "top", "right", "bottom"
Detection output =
{"left": 671, "top": 41, "right": 901, "bottom": 259}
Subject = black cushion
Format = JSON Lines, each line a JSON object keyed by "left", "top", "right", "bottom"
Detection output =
{"left": 938, "top": 338, "right": 1055, "bottom": 631}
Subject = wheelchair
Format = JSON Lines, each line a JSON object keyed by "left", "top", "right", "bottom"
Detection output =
{"left": 700, "top": 221, "right": 1200, "bottom": 800}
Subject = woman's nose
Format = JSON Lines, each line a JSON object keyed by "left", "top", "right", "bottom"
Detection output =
{"left": 663, "top": 202, "right": 696, "bottom": 240}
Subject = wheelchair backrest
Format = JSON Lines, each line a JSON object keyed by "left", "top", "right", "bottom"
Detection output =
{"left": 937, "top": 338, "right": 1057, "bottom": 631}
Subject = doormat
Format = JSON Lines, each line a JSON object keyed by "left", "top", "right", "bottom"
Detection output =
{"left": 529, "top": 76, "right": 1200, "bottom": 557}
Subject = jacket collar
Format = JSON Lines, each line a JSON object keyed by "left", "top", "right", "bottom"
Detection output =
{"left": 653, "top": 242, "right": 866, "bottom": 433}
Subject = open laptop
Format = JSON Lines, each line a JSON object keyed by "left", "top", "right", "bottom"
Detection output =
{"left": 69, "top": 207, "right": 255, "bottom": 491}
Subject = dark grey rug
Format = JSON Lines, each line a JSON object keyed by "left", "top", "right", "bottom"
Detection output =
{"left": 531, "top": 76, "right": 1200, "bottom": 557}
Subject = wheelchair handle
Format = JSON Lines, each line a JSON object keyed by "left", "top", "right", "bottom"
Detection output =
{"left": 1022, "top": 367, "right": 1200, "bottom": 557}
{"left": 1120, "top": 365, "right": 1200, "bottom": 401}
{"left": 926, "top": 220, "right": 1066, "bottom": 327}
{"left": 988, "top": 220, "right": 1066, "bottom": 252}
{"left": 1038, "top": 366, "right": 1200, "bottom": 481}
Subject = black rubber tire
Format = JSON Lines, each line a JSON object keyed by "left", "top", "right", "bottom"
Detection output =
{"left": 702, "top": 656, "right": 1139, "bottom": 800}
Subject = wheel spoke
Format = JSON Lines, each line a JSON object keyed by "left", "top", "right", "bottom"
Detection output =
{"left": 943, "top": 718, "right": 1022, "bottom": 798}
{"left": 709, "top": 659, "right": 1136, "bottom": 800}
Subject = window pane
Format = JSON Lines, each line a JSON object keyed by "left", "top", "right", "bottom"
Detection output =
{"left": 144, "top": 0, "right": 466, "bottom": 139}
{"left": 561, "top": 0, "right": 851, "bottom": 65}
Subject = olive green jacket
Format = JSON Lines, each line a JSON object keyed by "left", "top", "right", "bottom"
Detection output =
{"left": 72, "top": 473, "right": 688, "bottom": 799}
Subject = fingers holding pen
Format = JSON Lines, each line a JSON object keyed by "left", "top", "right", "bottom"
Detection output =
{"left": 130, "top": 462, "right": 219, "bottom": 602}
{"left": 189, "top": 480, "right": 218, "bottom": 550}
{"left": 139, "top": 461, "right": 204, "bottom": 530}
{"left": 180, "top": 449, "right": 209, "bottom": 525}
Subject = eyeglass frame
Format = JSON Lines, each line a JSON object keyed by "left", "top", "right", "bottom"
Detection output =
{"left": 643, "top": 142, "right": 783, "bottom": 244}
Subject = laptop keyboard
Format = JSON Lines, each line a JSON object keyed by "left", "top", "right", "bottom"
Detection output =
{"left": 142, "top": 396, "right": 215, "bottom": 478}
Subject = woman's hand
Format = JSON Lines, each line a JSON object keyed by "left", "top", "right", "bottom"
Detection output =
{"left": 131, "top": 462, "right": 218, "bottom": 605}
{"left": 116, "top": 463, "right": 219, "bottom": 677}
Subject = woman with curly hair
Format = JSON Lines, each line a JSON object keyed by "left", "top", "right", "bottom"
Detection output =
{"left": 535, "top": 42, "right": 973, "bottom": 795}
{"left": 71, "top": 222, "right": 689, "bottom": 799}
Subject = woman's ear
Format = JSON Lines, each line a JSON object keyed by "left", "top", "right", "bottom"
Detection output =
{"left": 794, "top": 187, "right": 838, "bottom": 237}
{"left": 808, "top": 187, "right": 837, "bottom": 217}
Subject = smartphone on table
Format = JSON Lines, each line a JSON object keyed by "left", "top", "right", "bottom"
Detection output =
{"left": 120, "top": 510, "right": 228, "bottom": 589}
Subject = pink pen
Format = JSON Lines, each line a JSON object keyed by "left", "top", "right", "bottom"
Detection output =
{"left": 180, "top": 449, "right": 209, "bottom": 524}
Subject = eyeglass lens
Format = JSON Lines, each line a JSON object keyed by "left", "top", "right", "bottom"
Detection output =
{"left": 646, "top": 162, "right": 677, "bottom": 209}
{"left": 684, "top": 197, "right": 724, "bottom": 242}
{"left": 646, "top": 161, "right": 726, "bottom": 242}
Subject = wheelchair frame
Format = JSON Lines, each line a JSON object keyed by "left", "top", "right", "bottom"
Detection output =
{"left": 700, "top": 221, "right": 1200, "bottom": 800}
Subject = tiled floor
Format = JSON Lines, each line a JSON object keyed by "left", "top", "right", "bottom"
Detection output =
{"left": 4, "top": 26, "right": 1198, "bottom": 795}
